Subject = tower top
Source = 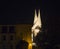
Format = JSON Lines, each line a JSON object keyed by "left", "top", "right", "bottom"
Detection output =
{"left": 31, "top": 9, "right": 42, "bottom": 36}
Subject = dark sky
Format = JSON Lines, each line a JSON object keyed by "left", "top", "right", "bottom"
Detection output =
{"left": 0, "top": 0, "right": 60, "bottom": 25}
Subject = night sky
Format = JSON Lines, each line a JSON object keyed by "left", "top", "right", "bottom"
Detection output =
{"left": 0, "top": 0, "right": 60, "bottom": 25}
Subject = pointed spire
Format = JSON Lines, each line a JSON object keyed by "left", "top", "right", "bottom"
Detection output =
{"left": 37, "top": 9, "right": 42, "bottom": 28}
{"left": 32, "top": 9, "right": 42, "bottom": 37}
{"left": 32, "top": 9, "right": 42, "bottom": 30}
{"left": 33, "top": 9, "right": 38, "bottom": 24}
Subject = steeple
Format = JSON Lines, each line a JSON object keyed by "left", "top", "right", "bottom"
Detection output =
{"left": 31, "top": 9, "right": 42, "bottom": 46}
{"left": 33, "top": 9, "right": 38, "bottom": 24}
{"left": 37, "top": 9, "right": 42, "bottom": 28}
{"left": 32, "top": 10, "right": 42, "bottom": 30}
{"left": 31, "top": 9, "right": 42, "bottom": 36}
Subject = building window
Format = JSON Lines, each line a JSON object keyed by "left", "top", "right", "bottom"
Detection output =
{"left": 10, "top": 35, "right": 13, "bottom": 40}
{"left": 2, "top": 26, "right": 8, "bottom": 33}
{"left": 9, "top": 26, "right": 15, "bottom": 33}
{"left": 2, "top": 35, "right": 6, "bottom": 40}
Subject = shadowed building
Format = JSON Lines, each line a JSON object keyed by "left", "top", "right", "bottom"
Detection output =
{"left": 16, "top": 39, "right": 28, "bottom": 49}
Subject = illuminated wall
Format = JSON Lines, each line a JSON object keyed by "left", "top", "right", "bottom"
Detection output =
{"left": 16, "top": 24, "right": 32, "bottom": 43}
{"left": 15, "top": 24, "right": 32, "bottom": 49}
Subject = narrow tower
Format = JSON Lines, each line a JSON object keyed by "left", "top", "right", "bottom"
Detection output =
{"left": 31, "top": 9, "right": 42, "bottom": 46}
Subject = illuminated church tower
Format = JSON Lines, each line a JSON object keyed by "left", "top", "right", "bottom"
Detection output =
{"left": 31, "top": 9, "right": 42, "bottom": 46}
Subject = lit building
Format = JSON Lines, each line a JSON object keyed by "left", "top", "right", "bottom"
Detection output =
{"left": 0, "top": 24, "right": 32, "bottom": 49}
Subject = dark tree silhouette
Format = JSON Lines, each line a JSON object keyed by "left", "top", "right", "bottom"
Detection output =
{"left": 16, "top": 40, "right": 28, "bottom": 49}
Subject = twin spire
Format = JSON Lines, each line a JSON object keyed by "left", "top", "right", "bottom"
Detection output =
{"left": 34, "top": 9, "right": 42, "bottom": 28}
{"left": 31, "top": 9, "right": 42, "bottom": 36}
{"left": 32, "top": 9, "right": 42, "bottom": 30}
